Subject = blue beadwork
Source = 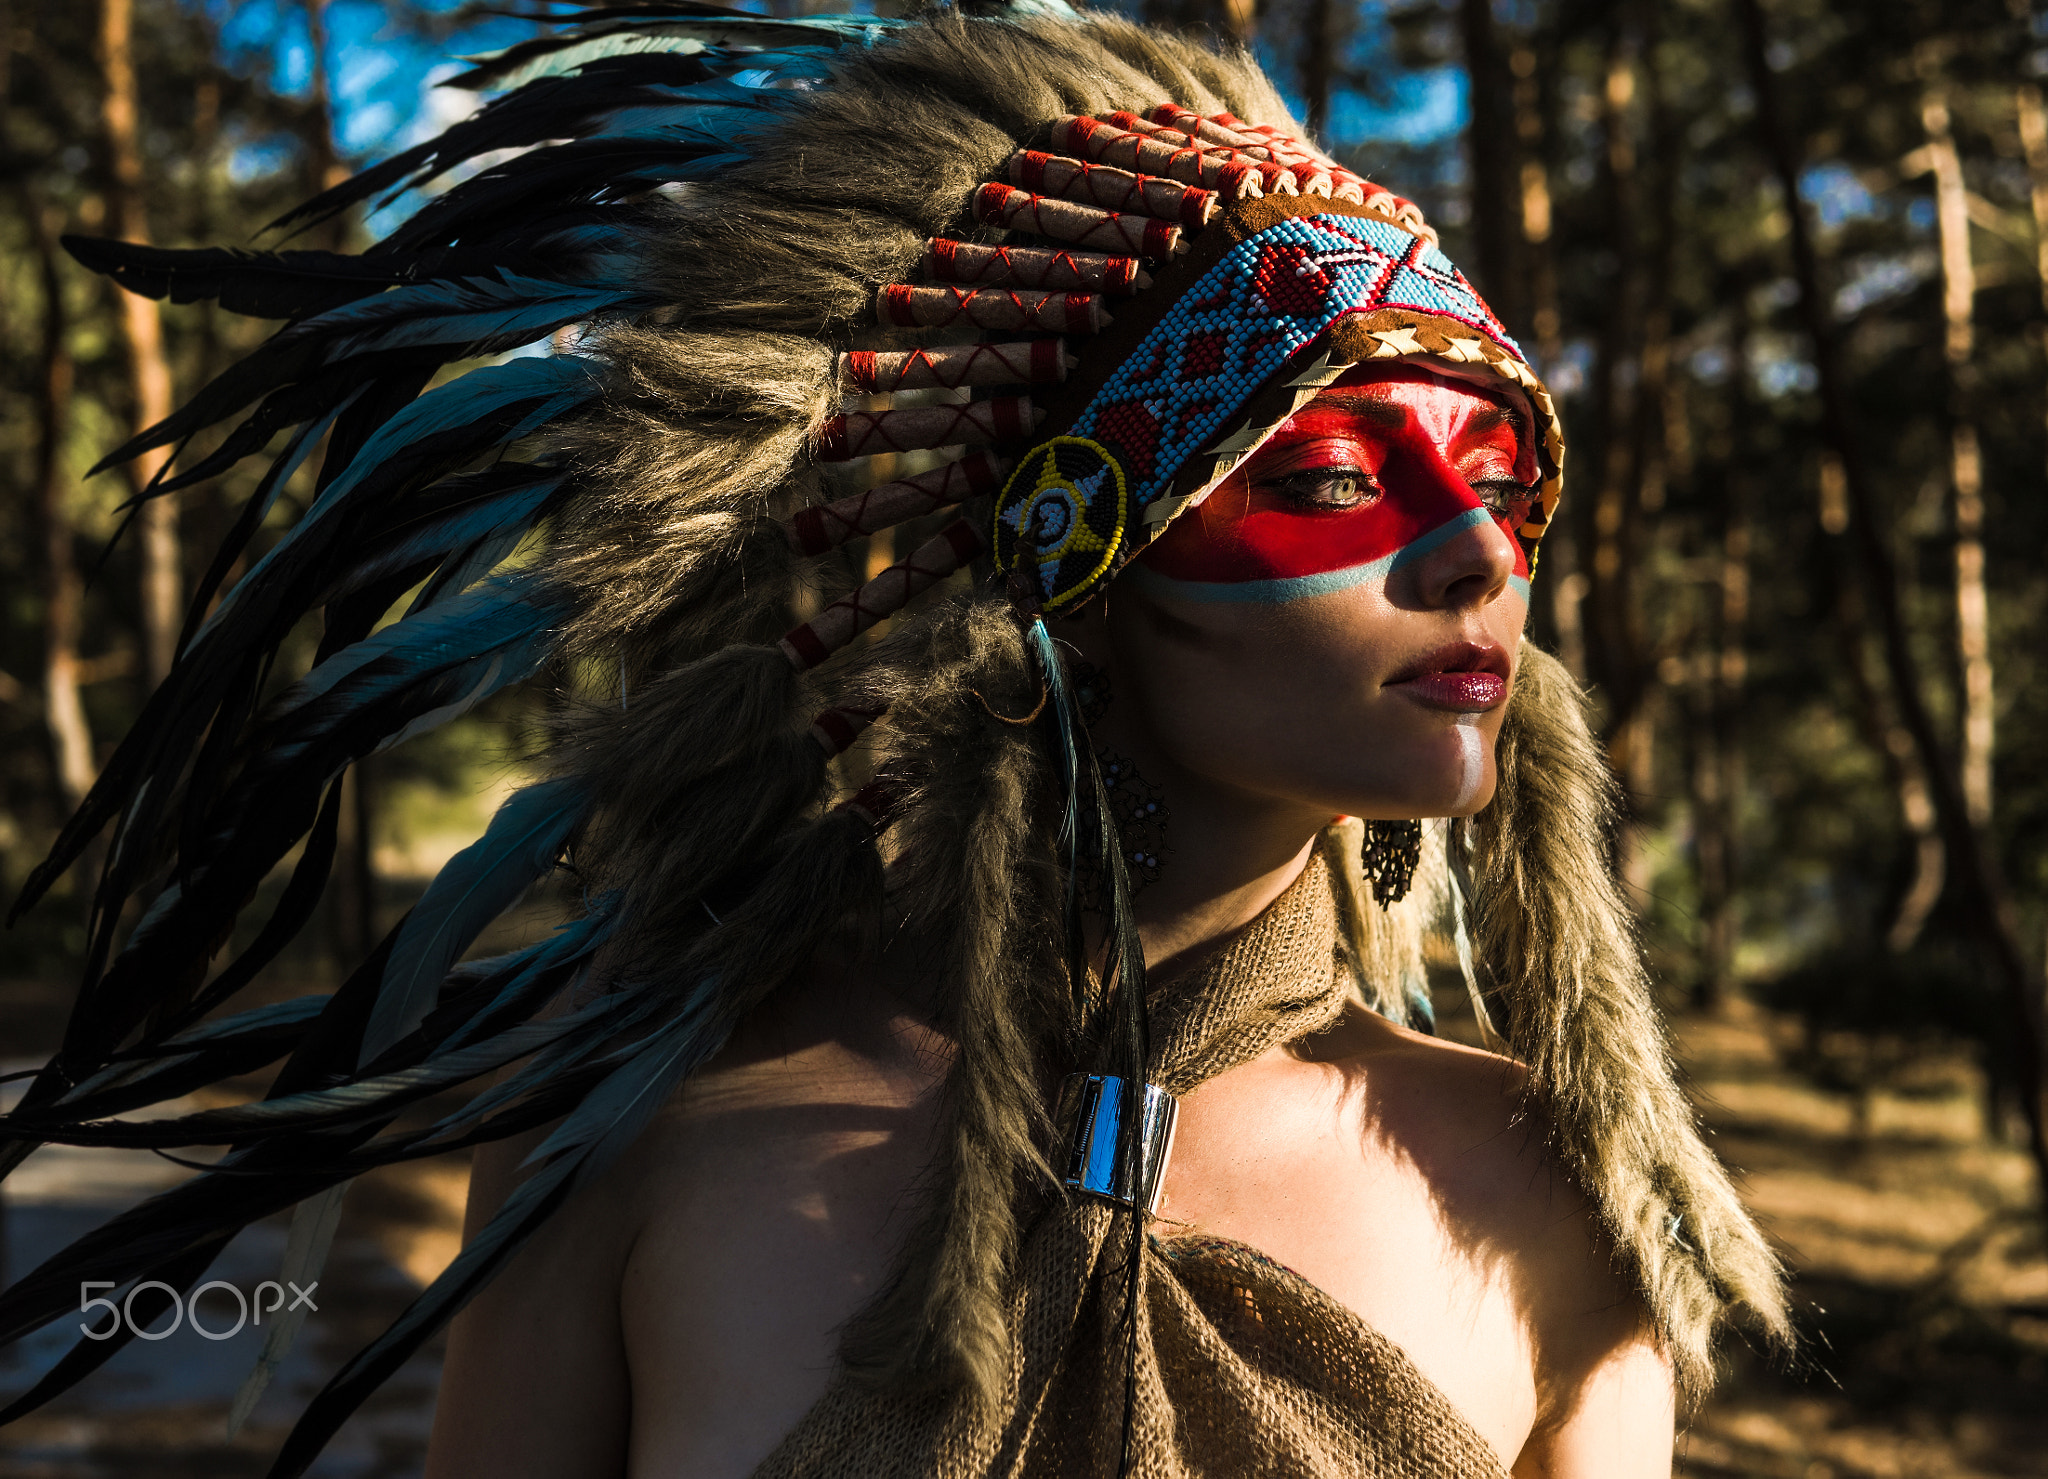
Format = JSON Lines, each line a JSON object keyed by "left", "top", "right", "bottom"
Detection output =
{"left": 1068, "top": 212, "right": 1520, "bottom": 523}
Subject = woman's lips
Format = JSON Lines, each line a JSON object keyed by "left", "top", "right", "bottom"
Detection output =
{"left": 1383, "top": 642, "right": 1512, "bottom": 711}
{"left": 1390, "top": 670, "right": 1508, "bottom": 711}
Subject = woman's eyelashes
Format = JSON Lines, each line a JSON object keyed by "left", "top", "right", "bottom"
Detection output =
{"left": 1258, "top": 466, "right": 1382, "bottom": 510}
{"left": 1471, "top": 477, "right": 1539, "bottom": 520}
{"left": 1253, "top": 464, "right": 1536, "bottom": 519}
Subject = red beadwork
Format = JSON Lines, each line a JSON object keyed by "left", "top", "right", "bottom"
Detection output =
{"left": 1004, "top": 150, "right": 1216, "bottom": 229}
{"left": 973, "top": 183, "right": 1179, "bottom": 258}
{"left": 779, "top": 518, "right": 988, "bottom": 671}
{"left": 785, "top": 451, "right": 1007, "bottom": 556}
{"left": 878, "top": 283, "right": 1108, "bottom": 333}
{"left": 924, "top": 238, "right": 1146, "bottom": 294}
{"left": 816, "top": 398, "right": 1039, "bottom": 461}
{"left": 838, "top": 342, "right": 1064, "bottom": 393}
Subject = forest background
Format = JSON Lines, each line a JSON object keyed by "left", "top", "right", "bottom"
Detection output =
{"left": 0, "top": 0, "right": 2045, "bottom": 1473}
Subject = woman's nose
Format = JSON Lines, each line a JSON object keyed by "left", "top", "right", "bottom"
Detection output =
{"left": 1407, "top": 504, "right": 1518, "bottom": 610}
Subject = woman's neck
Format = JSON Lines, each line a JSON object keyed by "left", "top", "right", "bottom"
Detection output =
{"left": 1122, "top": 760, "right": 1330, "bottom": 982}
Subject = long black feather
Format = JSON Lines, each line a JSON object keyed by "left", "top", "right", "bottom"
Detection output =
{"left": 0, "top": 1238, "right": 234, "bottom": 1426}
{"left": 61, "top": 238, "right": 424, "bottom": 319}
{"left": 266, "top": 54, "right": 733, "bottom": 237}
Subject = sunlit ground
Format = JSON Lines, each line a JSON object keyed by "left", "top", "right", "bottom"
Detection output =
{"left": 1667, "top": 1003, "right": 2048, "bottom": 1479}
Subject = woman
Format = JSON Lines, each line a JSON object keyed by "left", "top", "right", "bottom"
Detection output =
{"left": 0, "top": 8, "right": 1786, "bottom": 1478}
{"left": 437, "top": 354, "right": 1702, "bottom": 1475}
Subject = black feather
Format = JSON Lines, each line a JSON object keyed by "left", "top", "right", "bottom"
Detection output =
{"left": 61, "top": 238, "right": 423, "bottom": 319}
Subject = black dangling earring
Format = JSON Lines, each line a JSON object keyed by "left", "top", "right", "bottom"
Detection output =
{"left": 1068, "top": 658, "right": 1112, "bottom": 729}
{"left": 1101, "top": 749, "right": 1171, "bottom": 890}
{"left": 1360, "top": 819, "right": 1423, "bottom": 908}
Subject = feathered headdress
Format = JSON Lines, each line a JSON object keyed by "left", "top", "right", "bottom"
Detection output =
{"left": 0, "top": 7, "right": 1782, "bottom": 1474}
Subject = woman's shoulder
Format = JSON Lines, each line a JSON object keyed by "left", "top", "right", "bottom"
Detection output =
{"left": 611, "top": 941, "right": 953, "bottom": 1220}
{"left": 1316, "top": 1008, "right": 1674, "bottom": 1433}
{"left": 1316, "top": 1008, "right": 1548, "bottom": 1201}
{"left": 1304, "top": 1005, "right": 1629, "bottom": 1311}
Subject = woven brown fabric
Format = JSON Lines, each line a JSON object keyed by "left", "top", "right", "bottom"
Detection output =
{"left": 751, "top": 850, "right": 1511, "bottom": 1479}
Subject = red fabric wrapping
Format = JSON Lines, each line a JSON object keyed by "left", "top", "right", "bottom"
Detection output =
{"left": 972, "top": 183, "right": 1179, "bottom": 258}
{"left": 1203, "top": 113, "right": 1368, "bottom": 205}
{"left": 1049, "top": 116, "right": 1265, "bottom": 198}
{"left": 1098, "top": 111, "right": 1294, "bottom": 193}
{"left": 778, "top": 519, "right": 989, "bottom": 671}
{"left": 834, "top": 772, "right": 905, "bottom": 829}
{"left": 878, "top": 283, "right": 1108, "bottom": 333}
{"left": 785, "top": 452, "right": 1007, "bottom": 556}
{"left": 924, "top": 238, "right": 1145, "bottom": 294}
{"left": 1142, "top": 103, "right": 1270, "bottom": 156}
{"left": 816, "top": 399, "right": 1039, "bottom": 461}
{"left": 1005, "top": 150, "right": 1216, "bottom": 229}
{"left": 837, "top": 343, "right": 1065, "bottom": 394}
{"left": 809, "top": 705, "right": 886, "bottom": 758}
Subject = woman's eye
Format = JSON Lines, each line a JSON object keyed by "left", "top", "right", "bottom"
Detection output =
{"left": 1472, "top": 478, "right": 1538, "bottom": 520}
{"left": 1260, "top": 468, "right": 1381, "bottom": 510}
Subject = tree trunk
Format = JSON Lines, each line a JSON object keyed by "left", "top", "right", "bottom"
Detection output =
{"left": 2017, "top": 84, "right": 2048, "bottom": 482}
{"left": 1695, "top": 297, "right": 1756, "bottom": 1010}
{"left": 1919, "top": 77, "right": 1992, "bottom": 831}
{"left": 1300, "top": 0, "right": 1335, "bottom": 139}
{"left": 1581, "top": 18, "right": 1641, "bottom": 726}
{"left": 1510, "top": 36, "right": 1562, "bottom": 369}
{"left": 1460, "top": 0, "right": 1523, "bottom": 336}
{"left": 1736, "top": 0, "right": 2048, "bottom": 1210}
{"left": 99, "top": 0, "right": 179, "bottom": 689}
{"left": 1581, "top": 11, "right": 1659, "bottom": 898}
{"left": 300, "top": 0, "right": 351, "bottom": 226}
{"left": 1508, "top": 31, "right": 1581, "bottom": 675}
{"left": 28, "top": 198, "right": 94, "bottom": 816}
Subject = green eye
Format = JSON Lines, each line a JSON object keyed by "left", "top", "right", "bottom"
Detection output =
{"left": 1263, "top": 468, "right": 1380, "bottom": 510}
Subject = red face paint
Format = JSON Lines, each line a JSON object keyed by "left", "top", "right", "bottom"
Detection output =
{"left": 1131, "top": 364, "right": 1538, "bottom": 604}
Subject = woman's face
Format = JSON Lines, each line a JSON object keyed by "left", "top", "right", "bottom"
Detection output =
{"left": 1069, "top": 361, "right": 1537, "bottom": 825}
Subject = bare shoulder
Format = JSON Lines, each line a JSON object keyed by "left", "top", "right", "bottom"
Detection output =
{"left": 602, "top": 942, "right": 954, "bottom": 1475}
{"left": 1303, "top": 1007, "right": 1559, "bottom": 1236}
{"left": 1308, "top": 1009, "right": 1675, "bottom": 1471}
{"left": 1312, "top": 1008, "right": 1662, "bottom": 1331}
{"left": 429, "top": 940, "right": 953, "bottom": 1479}
{"left": 1161, "top": 1004, "right": 1671, "bottom": 1473}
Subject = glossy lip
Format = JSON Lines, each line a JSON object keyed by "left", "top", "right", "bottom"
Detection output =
{"left": 1384, "top": 641, "right": 1513, "bottom": 712}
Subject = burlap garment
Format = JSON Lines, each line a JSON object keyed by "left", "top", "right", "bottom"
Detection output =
{"left": 752, "top": 849, "right": 1510, "bottom": 1479}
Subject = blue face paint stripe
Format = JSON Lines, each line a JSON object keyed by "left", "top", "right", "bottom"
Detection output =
{"left": 1129, "top": 505, "right": 1499, "bottom": 606}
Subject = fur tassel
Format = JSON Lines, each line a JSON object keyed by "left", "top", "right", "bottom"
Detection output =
{"left": 835, "top": 600, "right": 1066, "bottom": 1399}
{"left": 1471, "top": 643, "right": 1791, "bottom": 1394}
